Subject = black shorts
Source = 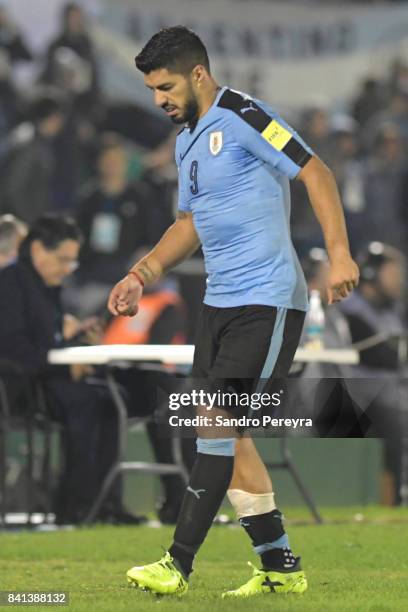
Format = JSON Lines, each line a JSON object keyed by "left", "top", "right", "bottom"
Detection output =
{"left": 192, "top": 304, "right": 305, "bottom": 413}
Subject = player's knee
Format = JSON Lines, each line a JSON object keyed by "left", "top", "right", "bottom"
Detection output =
{"left": 196, "top": 437, "right": 236, "bottom": 456}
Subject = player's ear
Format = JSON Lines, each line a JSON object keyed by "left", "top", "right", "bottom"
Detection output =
{"left": 192, "top": 65, "right": 205, "bottom": 86}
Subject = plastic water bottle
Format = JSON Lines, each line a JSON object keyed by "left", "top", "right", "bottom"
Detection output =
{"left": 304, "top": 290, "right": 325, "bottom": 349}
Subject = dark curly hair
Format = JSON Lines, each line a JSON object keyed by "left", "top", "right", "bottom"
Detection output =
{"left": 135, "top": 26, "right": 210, "bottom": 76}
{"left": 20, "top": 214, "right": 83, "bottom": 258}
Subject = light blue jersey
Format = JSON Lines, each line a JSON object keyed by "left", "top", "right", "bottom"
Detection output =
{"left": 176, "top": 87, "right": 313, "bottom": 311}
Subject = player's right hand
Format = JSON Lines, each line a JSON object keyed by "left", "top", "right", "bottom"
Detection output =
{"left": 107, "top": 274, "right": 144, "bottom": 317}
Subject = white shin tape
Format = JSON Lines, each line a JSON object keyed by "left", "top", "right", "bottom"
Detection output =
{"left": 227, "top": 489, "right": 276, "bottom": 519}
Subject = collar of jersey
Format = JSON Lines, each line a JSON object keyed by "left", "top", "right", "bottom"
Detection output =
{"left": 185, "top": 85, "right": 227, "bottom": 134}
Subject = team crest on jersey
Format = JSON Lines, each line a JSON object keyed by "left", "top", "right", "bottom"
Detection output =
{"left": 209, "top": 131, "right": 223, "bottom": 155}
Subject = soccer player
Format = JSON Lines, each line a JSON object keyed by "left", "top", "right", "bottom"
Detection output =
{"left": 108, "top": 26, "right": 359, "bottom": 598}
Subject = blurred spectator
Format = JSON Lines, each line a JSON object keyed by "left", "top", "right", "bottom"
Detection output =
{"left": 0, "top": 4, "right": 32, "bottom": 65}
{"left": 141, "top": 130, "right": 178, "bottom": 240}
{"left": 291, "top": 105, "right": 336, "bottom": 255}
{"left": 0, "top": 215, "right": 143, "bottom": 524}
{"left": 0, "top": 213, "right": 27, "bottom": 269}
{"left": 36, "top": 4, "right": 104, "bottom": 211}
{"left": 74, "top": 133, "right": 157, "bottom": 315}
{"left": 0, "top": 93, "right": 65, "bottom": 224}
{"left": 0, "top": 52, "right": 22, "bottom": 149}
{"left": 341, "top": 242, "right": 406, "bottom": 367}
{"left": 363, "top": 91, "right": 408, "bottom": 147}
{"left": 42, "top": 2, "right": 100, "bottom": 120}
{"left": 143, "top": 130, "right": 178, "bottom": 177}
{"left": 359, "top": 124, "right": 407, "bottom": 254}
{"left": 352, "top": 77, "right": 385, "bottom": 128}
{"left": 388, "top": 58, "right": 408, "bottom": 98}
{"left": 388, "top": 92, "right": 408, "bottom": 140}
{"left": 341, "top": 242, "right": 408, "bottom": 504}
{"left": 330, "top": 115, "right": 360, "bottom": 183}
{"left": 51, "top": 109, "right": 98, "bottom": 213}
{"left": 52, "top": 89, "right": 101, "bottom": 213}
{"left": 300, "top": 105, "right": 335, "bottom": 163}
{"left": 327, "top": 115, "right": 365, "bottom": 253}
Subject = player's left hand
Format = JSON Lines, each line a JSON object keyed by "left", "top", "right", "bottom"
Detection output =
{"left": 327, "top": 254, "right": 359, "bottom": 304}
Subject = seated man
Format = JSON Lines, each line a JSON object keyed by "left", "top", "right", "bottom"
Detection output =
{"left": 0, "top": 214, "right": 143, "bottom": 524}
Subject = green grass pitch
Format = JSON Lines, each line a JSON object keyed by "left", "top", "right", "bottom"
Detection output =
{"left": 1, "top": 507, "right": 408, "bottom": 611}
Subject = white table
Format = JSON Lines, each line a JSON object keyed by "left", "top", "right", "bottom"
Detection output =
{"left": 47, "top": 343, "right": 359, "bottom": 524}
{"left": 48, "top": 344, "right": 359, "bottom": 366}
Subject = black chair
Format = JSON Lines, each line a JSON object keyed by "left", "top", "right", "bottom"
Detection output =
{"left": 0, "top": 361, "right": 56, "bottom": 527}
{"left": 82, "top": 366, "right": 190, "bottom": 524}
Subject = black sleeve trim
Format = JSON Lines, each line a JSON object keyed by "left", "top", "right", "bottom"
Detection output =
{"left": 218, "top": 89, "right": 271, "bottom": 132}
{"left": 282, "top": 139, "right": 312, "bottom": 168}
{"left": 218, "top": 88, "right": 311, "bottom": 167}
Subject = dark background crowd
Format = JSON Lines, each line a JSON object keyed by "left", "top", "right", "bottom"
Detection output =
{"left": 0, "top": 1, "right": 407, "bottom": 523}
{"left": 1, "top": 2, "right": 408, "bottom": 316}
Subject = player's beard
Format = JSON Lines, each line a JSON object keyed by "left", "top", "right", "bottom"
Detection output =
{"left": 170, "top": 84, "right": 199, "bottom": 125}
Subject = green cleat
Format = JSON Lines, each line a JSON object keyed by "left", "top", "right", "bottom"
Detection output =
{"left": 222, "top": 559, "right": 307, "bottom": 598}
{"left": 126, "top": 551, "right": 188, "bottom": 596}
